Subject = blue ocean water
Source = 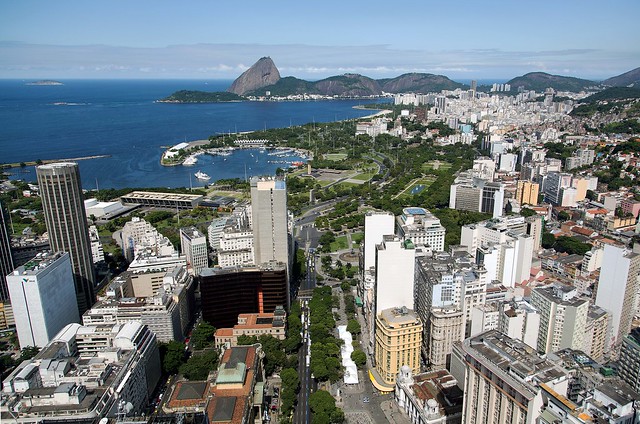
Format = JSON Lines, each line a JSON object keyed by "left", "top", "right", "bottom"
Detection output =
{"left": 0, "top": 79, "right": 385, "bottom": 189}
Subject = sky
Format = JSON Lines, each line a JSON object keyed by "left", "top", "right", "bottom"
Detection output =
{"left": 1, "top": 0, "right": 639, "bottom": 81}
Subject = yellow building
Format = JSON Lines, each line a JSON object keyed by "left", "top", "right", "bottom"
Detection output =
{"left": 516, "top": 181, "right": 540, "bottom": 206}
{"left": 374, "top": 307, "right": 422, "bottom": 386}
{"left": 0, "top": 302, "right": 14, "bottom": 330}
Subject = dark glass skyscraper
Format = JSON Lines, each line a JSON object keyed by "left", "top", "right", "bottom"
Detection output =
{"left": 36, "top": 163, "right": 95, "bottom": 314}
{"left": 0, "top": 200, "right": 14, "bottom": 301}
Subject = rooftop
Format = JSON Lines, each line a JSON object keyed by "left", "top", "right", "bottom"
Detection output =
{"left": 11, "top": 251, "right": 67, "bottom": 275}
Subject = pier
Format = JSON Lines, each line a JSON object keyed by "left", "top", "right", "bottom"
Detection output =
{"left": 1, "top": 154, "right": 112, "bottom": 169}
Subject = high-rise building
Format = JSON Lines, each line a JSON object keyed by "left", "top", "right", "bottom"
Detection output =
{"left": 363, "top": 211, "right": 395, "bottom": 273}
{"left": 374, "top": 236, "right": 415, "bottom": 316}
{"left": 36, "top": 162, "right": 95, "bottom": 314}
{"left": 7, "top": 251, "right": 80, "bottom": 348}
{"left": 619, "top": 327, "right": 640, "bottom": 392}
{"left": 452, "top": 331, "right": 569, "bottom": 424}
{"left": 531, "top": 283, "right": 589, "bottom": 354}
{"left": 251, "top": 176, "right": 290, "bottom": 305}
{"left": 179, "top": 226, "right": 208, "bottom": 275}
{"left": 497, "top": 298, "right": 540, "bottom": 349}
{"left": 374, "top": 307, "right": 422, "bottom": 387}
{"left": 0, "top": 200, "right": 14, "bottom": 301}
{"left": 595, "top": 245, "right": 640, "bottom": 352}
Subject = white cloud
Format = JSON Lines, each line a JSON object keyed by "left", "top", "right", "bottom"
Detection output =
{"left": 0, "top": 42, "right": 637, "bottom": 80}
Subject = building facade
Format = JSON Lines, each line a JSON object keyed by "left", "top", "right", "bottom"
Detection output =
{"left": 374, "top": 307, "right": 422, "bottom": 386}
{"left": 0, "top": 200, "right": 14, "bottom": 301}
{"left": 7, "top": 251, "right": 80, "bottom": 348}
{"left": 36, "top": 162, "right": 96, "bottom": 314}
{"left": 179, "top": 227, "right": 208, "bottom": 275}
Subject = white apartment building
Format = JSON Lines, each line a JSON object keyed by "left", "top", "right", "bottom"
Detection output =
{"left": 119, "top": 216, "right": 176, "bottom": 262}
{"left": 374, "top": 236, "right": 416, "bottom": 316}
{"left": 82, "top": 266, "right": 194, "bottom": 343}
{"left": 531, "top": 284, "right": 589, "bottom": 354}
{"left": 363, "top": 211, "right": 395, "bottom": 273}
{"left": 396, "top": 207, "right": 446, "bottom": 252}
{"left": 217, "top": 225, "right": 254, "bottom": 267}
{"left": 2, "top": 321, "right": 161, "bottom": 420}
{"left": 179, "top": 226, "right": 208, "bottom": 275}
{"left": 7, "top": 251, "right": 80, "bottom": 349}
{"left": 208, "top": 216, "right": 229, "bottom": 250}
{"left": 88, "top": 225, "right": 104, "bottom": 264}
{"left": 498, "top": 298, "right": 540, "bottom": 349}
{"left": 595, "top": 244, "right": 640, "bottom": 352}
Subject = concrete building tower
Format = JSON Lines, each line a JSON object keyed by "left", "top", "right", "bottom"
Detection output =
{"left": 36, "top": 163, "right": 95, "bottom": 314}
{"left": 595, "top": 244, "right": 640, "bottom": 353}
{"left": 251, "top": 177, "right": 290, "bottom": 268}
{"left": 0, "top": 200, "right": 14, "bottom": 301}
{"left": 179, "top": 226, "right": 208, "bottom": 276}
{"left": 7, "top": 251, "right": 80, "bottom": 348}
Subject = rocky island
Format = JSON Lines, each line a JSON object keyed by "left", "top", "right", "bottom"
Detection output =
{"left": 158, "top": 90, "right": 245, "bottom": 103}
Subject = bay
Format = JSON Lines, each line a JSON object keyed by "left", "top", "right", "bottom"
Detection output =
{"left": 0, "top": 79, "right": 385, "bottom": 189}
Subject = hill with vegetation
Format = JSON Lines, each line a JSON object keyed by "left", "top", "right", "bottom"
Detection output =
{"left": 570, "top": 87, "right": 640, "bottom": 118}
{"left": 378, "top": 73, "right": 466, "bottom": 93}
{"left": 159, "top": 90, "right": 245, "bottom": 103}
{"left": 507, "top": 72, "right": 598, "bottom": 92}
{"left": 603, "top": 66, "right": 640, "bottom": 87}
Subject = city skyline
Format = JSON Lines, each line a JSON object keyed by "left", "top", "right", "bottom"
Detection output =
{"left": 1, "top": 0, "right": 639, "bottom": 80}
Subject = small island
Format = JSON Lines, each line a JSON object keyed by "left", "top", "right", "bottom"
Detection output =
{"left": 158, "top": 90, "right": 245, "bottom": 103}
{"left": 25, "top": 80, "right": 64, "bottom": 86}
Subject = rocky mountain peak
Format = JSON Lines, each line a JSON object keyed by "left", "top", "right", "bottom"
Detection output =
{"left": 227, "top": 57, "right": 281, "bottom": 96}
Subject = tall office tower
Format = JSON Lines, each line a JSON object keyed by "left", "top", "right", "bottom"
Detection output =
{"left": 595, "top": 244, "right": 640, "bottom": 352}
{"left": 452, "top": 331, "right": 569, "bottom": 424}
{"left": 7, "top": 251, "right": 80, "bottom": 348}
{"left": 179, "top": 227, "right": 208, "bottom": 275}
{"left": 36, "top": 162, "right": 95, "bottom": 314}
{"left": 516, "top": 181, "right": 539, "bottom": 206}
{"left": 251, "top": 176, "right": 290, "bottom": 280}
{"left": 374, "top": 307, "right": 422, "bottom": 387}
{"left": 363, "top": 211, "right": 395, "bottom": 273}
{"left": 0, "top": 200, "right": 14, "bottom": 301}
{"left": 531, "top": 284, "right": 589, "bottom": 354}
{"left": 619, "top": 327, "right": 640, "bottom": 392}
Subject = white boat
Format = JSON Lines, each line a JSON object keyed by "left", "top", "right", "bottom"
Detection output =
{"left": 195, "top": 171, "right": 210, "bottom": 180}
{"left": 183, "top": 156, "right": 198, "bottom": 166}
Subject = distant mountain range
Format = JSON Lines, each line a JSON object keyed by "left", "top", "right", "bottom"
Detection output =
{"left": 161, "top": 58, "right": 640, "bottom": 102}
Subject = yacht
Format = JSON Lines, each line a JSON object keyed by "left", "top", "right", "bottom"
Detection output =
{"left": 195, "top": 170, "right": 210, "bottom": 180}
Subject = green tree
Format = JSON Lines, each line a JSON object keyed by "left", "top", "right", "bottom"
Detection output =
{"left": 180, "top": 349, "right": 219, "bottom": 380}
{"left": 557, "top": 211, "right": 571, "bottom": 222}
{"left": 309, "top": 390, "right": 343, "bottom": 424}
{"left": 346, "top": 319, "right": 361, "bottom": 335}
{"left": 161, "top": 341, "right": 186, "bottom": 374}
{"left": 20, "top": 346, "right": 40, "bottom": 361}
{"left": 542, "top": 232, "right": 556, "bottom": 249}
{"left": 191, "top": 321, "right": 216, "bottom": 350}
{"left": 351, "top": 349, "right": 366, "bottom": 368}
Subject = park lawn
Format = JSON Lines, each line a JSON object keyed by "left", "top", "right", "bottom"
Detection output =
{"left": 316, "top": 180, "right": 333, "bottom": 187}
{"left": 325, "top": 153, "right": 348, "bottom": 161}
{"left": 330, "top": 235, "right": 349, "bottom": 252}
{"left": 351, "top": 173, "right": 375, "bottom": 181}
{"left": 421, "top": 160, "right": 452, "bottom": 172}
{"left": 351, "top": 232, "right": 364, "bottom": 245}
{"left": 335, "top": 182, "right": 359, "bottom": 189}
